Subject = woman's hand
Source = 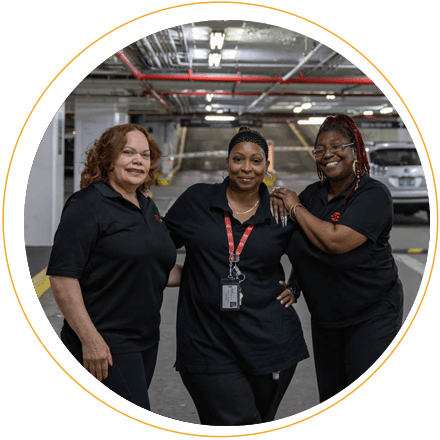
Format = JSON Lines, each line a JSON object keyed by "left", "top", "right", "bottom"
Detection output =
{"left": 270, "top": 188, "right": 301, "bottom": 220}
{"left": 82, "top": 334, "right": 113, "bottom": 382}
{"left": 49, "top": 276, "right": 113, "bottom": 382}
{"left": 277, "top": 281, "right": 295, "bottom": 308}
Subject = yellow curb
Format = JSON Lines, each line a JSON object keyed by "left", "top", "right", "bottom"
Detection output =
{"left": 32, "top": 267, "right": 50, "bottom": 298}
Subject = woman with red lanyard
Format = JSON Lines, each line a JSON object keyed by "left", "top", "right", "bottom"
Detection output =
{"left": 164, "top": 126, "right": 309, "bottom": 426}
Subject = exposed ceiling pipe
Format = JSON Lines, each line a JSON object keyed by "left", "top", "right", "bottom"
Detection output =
{"left": 311, "top": 51, "right": 339, "bottom": 71}
{"left": 139, "top": 38, "right": 163, "bottom": 69}
{"left": 91, "top": 62, "right": 358, "bottom": 75}
{"left": 134, "top": 72, "right": 374, "bottom": 85}
{"left": 246, "top": 43, "right": 324, "bottom": 111}
{"left": 151, "top": 34, "right": 170, "bottom": 67}
{"left": 158, "top": 91, "right": 384, "bottom": 98}
{"left": 116, "top": 50, "right": 173, "bottom": 114}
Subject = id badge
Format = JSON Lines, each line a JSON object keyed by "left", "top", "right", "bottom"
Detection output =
{"left": 220, "top": 278, "right": 241, "bottom": 311}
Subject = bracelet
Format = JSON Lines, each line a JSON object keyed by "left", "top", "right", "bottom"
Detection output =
{"left": 289, "top": 203, "right": 305, "bottom": 221}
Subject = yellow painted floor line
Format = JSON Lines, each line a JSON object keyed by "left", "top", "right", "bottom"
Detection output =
{"left": 287, "top": 122, "right": 314, "bottom": 159}
{"left": 32, "top": 266, "right": 50, "bottom": 298}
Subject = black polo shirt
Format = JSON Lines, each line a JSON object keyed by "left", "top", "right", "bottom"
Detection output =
{"left": 47, "top": 182, "right": 176, "bottom": 354}
{"left": 288, "top": 174, "right": 403, "bottom": 328}
{"left": 164, "top": 179, "right": 309, "bottom": 375}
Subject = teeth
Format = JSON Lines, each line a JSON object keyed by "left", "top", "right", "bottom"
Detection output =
{"left": 326, "top": 162, "right": 338, "bottom": 168}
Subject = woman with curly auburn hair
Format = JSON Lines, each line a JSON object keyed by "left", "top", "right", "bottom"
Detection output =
{"left": 80, "top": 123, "right": 161, "bottom": 192}
{"left": 47, "top": 123, "right": 180, "bottom": 411}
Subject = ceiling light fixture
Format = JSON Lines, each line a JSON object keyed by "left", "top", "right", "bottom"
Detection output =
{"left": 293, "top": 107, "right": 303, "bottom": 113}
{"left": 363, "top": 110, "right": 374, "bottom": 116}
{"left": 301, "top": 102, "right": 312, "bottom": 110}
{"left": 206, "top": 93, "right": 214, "bottom": 102}
{"left": 208, "top": 52, "right": 222, "bottom": 67}
{"left": 380, "top": 107, "right": 393, "bottom": 114}
{"left": 205, "top": 115, "right": 236, "bottom": 121}
{"left": 326, "top": 94, "right": 336, "bottom": 100}
{"left": 205, "top": 105, "right": 212, "bottom": 112}
{"left": 210, "top": 32, "right": 226, "bottom": 50}
{"left": 298, "top": 117, "right": 326, "bottom": 125}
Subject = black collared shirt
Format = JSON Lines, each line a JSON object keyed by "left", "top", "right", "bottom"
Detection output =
{"left": 47, "top": 182, "right": 176, "bottom": 354}
{"left": 288, "top": 174, "right": 403, "bottom": 328}
{"left": 164, "top": 179, "right": 309, "bottom": 374}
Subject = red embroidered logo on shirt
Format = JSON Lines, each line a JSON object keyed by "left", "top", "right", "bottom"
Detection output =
{"left": 331, "top": 212, "right": 341, "bottom": 222}
{"left": 155, "top": 215, "right": 163, "bottom": 223}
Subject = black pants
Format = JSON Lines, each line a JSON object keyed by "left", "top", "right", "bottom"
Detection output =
{"left": 62, "top": 331, "right": 158, "bottom": 410}
{"left": 312, "top": 304, "right": 403, "bottom": 403}
{"left": 180, "top": 363, "right": 297, "bottom": 426}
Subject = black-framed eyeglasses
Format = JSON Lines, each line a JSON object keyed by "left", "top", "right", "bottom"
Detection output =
{"left": 312, "top": 142, "right": 355, "bottom": 157}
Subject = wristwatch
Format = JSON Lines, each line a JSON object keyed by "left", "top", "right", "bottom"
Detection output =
{"left": 286, "top": 283, "right": 301, "bottom": 303}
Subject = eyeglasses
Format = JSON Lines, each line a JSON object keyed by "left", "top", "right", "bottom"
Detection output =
{"left": 312, "top": 142, "right": 355, "bottom": 157}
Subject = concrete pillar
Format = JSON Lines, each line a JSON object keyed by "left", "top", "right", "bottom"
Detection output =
{"left": 74, "top": 98, "right": 129, "bottom": 191}
{"left": 24, "top": 104, "right": 65, "bottom": 246}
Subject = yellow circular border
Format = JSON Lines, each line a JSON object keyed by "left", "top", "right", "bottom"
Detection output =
{"left": 3, "top": 2, "right": 437, "bottom": 437}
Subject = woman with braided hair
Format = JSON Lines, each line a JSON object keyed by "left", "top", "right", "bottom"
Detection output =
{"left": 271, "top": 114, "right": 403, "bottom": 402}
{"left": 164, "top": 126, "right": 309, "bottom": 425}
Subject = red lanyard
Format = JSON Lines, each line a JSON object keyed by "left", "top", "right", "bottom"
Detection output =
{"left": 224, "top": 212, "right": 254, "bottom": 262}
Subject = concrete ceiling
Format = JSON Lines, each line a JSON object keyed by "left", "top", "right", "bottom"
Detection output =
{"left": 65, "top": 20, "right": 395, "bottom": 124}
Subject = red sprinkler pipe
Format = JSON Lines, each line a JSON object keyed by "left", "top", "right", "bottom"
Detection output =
{"left": 116, "top": 51, "right": 173, "bottom": 114}
{"left": 117, "top": 50, "right": 373, "bottom": 86}
{"left": 136, "top": 72, "right": 374, "bottom": 85}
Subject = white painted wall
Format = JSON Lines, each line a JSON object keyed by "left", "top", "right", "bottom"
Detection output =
{"left": 24, "top": 104, "right": 65, "bottom": 246}
{"left": 74, "top": 98, "right": 129, "bottom": 191}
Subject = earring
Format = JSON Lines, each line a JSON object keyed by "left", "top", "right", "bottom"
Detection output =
{"left": 318, "top": 170, "right": 326, "bottom": 185}
{"left": 352, "top": 159, "right": 359, "bottom": 176}
{"left": 222, "top": 169, "right": 229, "bottom": 179}
{"left": 265, "top": 172, "right": 273, "bottom": 179}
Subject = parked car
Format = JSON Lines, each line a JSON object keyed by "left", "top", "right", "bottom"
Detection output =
{"left": 366, "top": 141, "right": 429, "bottom": 218}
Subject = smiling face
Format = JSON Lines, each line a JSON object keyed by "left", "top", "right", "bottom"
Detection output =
{"left": 108, "top": 130, "right": 151, "bottom": 194}
{"left": 315, "top": 129, "right": 356, "bottom": 185}
{"left": 227, "top": 141, "right": 268, "bottom": 193}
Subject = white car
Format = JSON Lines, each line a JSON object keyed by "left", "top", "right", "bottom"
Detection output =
{"left": 366, "top": 142, "right": 429, "bottom": 218}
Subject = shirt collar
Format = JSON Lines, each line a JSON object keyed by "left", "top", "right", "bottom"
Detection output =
{"left": 93, "top": 181, "right": 147, "bottom": 209}
{"left": 211, "top": 178, "right": 271, "bottom": 224}
{"left": 94, "top": 181, "right": 121, "bottom": 198}
{"left": 319, "top": 173, "right": 369, "bottom": 201}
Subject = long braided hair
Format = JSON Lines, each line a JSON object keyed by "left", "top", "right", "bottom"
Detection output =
{"left": 315, "top": 114, "right": 370, "bottom": 203}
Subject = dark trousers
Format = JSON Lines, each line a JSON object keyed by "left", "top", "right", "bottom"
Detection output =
{"left": 312, "top": 305, "right": 403, "bottom": 403}
{"left": 180, "top": 363, "right": 297, "bottom": 426}
{"left": 62, "top": 331, "right": 158, "bottom": 411}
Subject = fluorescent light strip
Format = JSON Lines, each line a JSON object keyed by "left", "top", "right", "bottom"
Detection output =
{"left": 205, "top": 115, "right": 236, "bottom": 121}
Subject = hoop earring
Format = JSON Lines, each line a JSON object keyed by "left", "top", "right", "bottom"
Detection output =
{"left": 265, "top": 172, "right": 273, "bottom": 179}
{"left": 352, "top": 159, "right": 359, "bottom": 176}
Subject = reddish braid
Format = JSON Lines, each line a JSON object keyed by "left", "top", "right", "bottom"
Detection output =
{"left": 315, "top": 114, "right": 370, "bottom": 203}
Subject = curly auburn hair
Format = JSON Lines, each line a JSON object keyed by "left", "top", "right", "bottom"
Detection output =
{"left": 315, "top": 114, "right": 370, "bottom": 202}
{"left": 80, "top": 123, "right": 162, "bottom": 193}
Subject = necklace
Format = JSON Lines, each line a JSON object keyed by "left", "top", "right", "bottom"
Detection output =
{"left": 227, "top": 198, "right": 260, "bottom": 215}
